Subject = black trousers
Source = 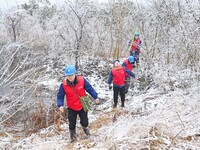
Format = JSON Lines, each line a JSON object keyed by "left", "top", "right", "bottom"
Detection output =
{"left": 113, "top": 86, "right": 125, "bottom": 105}
{"left": 68, "top": 108, "right": 88, "bottom": 130}
{"left": 125, "top": 76, "right": 131, "bottom": 94}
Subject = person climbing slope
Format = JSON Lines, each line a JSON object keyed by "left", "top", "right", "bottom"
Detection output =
{"left": 129, "top": 32, "right": 142, "bottom": 66}
{"left": 57, "top": 65, "right": 99, "bottom": 142}
{"left": 122, "top": 56, "right": 135, "bottom": 94}
{"left": 108, "top": 59, "right": 135, "bottom": 108}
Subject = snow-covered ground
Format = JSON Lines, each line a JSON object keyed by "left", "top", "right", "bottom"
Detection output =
{"left": 1, "top": 64, "right": 200, "bottom": 150}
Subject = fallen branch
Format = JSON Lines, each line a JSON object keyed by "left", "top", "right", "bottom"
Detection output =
{"left": 168, "top": 112, "right": 185, "bottom": 149}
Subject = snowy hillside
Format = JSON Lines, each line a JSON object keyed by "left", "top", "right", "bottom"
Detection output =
{"left": 1, "top": 64, "right": 200, "bottom": 149}
{"left": 0, "top": 0, "right": 200, "bottom": 149}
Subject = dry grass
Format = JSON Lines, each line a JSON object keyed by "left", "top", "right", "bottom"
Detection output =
{"left": 0, "top": 131, "right": 8, "bottom": 137}
{"left": 54, "top": 108, "right": 68, "bottom": 131}
{"left": 91, "top": 109, "right": 126, "bottom": 130}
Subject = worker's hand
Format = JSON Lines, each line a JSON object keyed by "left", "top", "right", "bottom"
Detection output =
{"left": 137, "top": 45, "right": 141, "bottom": 49}
{"left": 59, "top": 106, "right": 65, "bottom": 113}
{"left": 109, "top": 84, "right": 112, "bottom": 90}
{"left": 95, "top": 98, "right": 100, "bottom": 104}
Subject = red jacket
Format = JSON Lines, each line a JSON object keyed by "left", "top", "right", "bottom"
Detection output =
{"left": 131, "top": 39, "right": 141, "bottom": 52}
{"left": 112, "top": 67, "right": 126, "bottom": 86}
{"left": 62, "top": 76, "right": 86, "bottom": 111}
{"left": 124, "top": 59, "right": 133, "bottom": 76}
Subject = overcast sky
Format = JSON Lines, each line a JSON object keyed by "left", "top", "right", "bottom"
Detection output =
{"left": 0, "top": 0, "right": 66, "bottom": 10}
{"left": 0, "top": 0, "right": 109, "bottom": 11}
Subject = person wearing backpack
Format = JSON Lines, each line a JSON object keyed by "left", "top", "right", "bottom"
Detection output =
{"left": 129, "top": 32, "right": 142, "bottom": 66}
{"left": 122, "top": 56, "right": 135, "bottom": 94}
{"left": 57, "top": 65, "right": 99, "bottom": 142}
{"left": 108, "top": 59, "right": 135, "bottom": 108}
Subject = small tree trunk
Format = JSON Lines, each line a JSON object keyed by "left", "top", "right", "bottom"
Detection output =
{"left": 12, "top": 21, "right": 17, "bottom": 42}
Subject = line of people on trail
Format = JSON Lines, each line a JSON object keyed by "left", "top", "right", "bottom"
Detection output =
{"left": 107, "top": 31, "right": 142, "bottom": 108}
{"left": 56, "top": 32, "right": 142, "bottom": 142}
{"left": 108, "top": 58, "right": 135, "bottom": 108}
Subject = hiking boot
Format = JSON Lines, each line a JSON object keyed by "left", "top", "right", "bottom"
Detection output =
{"left": 82, "top": 127, "right": 90, "bottom": 135}
{"left": 113, "top": 103, "right": 117, "bottom": 108}
{"left": 121, "top": 104, "right": 125, "bottom": 108}
{"left": 70, "top": 129, "right": 76, "bottom": 142}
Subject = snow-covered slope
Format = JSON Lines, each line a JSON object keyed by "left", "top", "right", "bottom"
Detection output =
{"left": 1, "top": 65, "right": 199, "bottom": 150}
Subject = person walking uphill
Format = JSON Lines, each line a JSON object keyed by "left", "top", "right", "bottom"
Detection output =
{"left": 108, "top": 60, "right": 135, "bottom": 108}
{"left": 57, "top": 65, "right": 99, "bottom": 142}
{"left": 122, "top": 56, "right": 135, "bottom": 94}
{"left": 129, "top": 32, "right": 142, "bottom": 66}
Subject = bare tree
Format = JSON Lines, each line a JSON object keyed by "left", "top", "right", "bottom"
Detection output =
{"left": 65, "top": 0, "right": 93, "bottom": 69}
{"left": 4, "top": 11, "right": 24, "bottom": 42}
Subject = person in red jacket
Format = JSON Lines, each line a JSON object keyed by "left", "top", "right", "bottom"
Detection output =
{"left": 57, "top": 65, "right": 99, "bottom": 142}
{"left": 108, "top": 60, "right": 135, "bottom": 108}
{"left": 122, "top": 56, "right": 135, "bottom": 94}
{"left": 129, "top": 32, "right": 142, "bottom": 66}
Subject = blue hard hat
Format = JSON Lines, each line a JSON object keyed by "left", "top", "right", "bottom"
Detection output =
{"left": 135, "top": 32, "right": 140, "bottom": 36}
{"left": 65, "top": 65, "right": 76, "bottom": 76}
{"left": 128, "top": 56, "right": 134, "bottom": 63}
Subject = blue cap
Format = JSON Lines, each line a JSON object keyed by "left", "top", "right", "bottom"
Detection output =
{"left": 135, "top": 32, "right": 140, "bottom": 36}
{"left": 65, "top": 65, "right": 76, "bottom": 76}
{"left": 113, "top": 59, "right": 120, "bottom": 63}
{"left": 128, "top": 56, "right": 134, "bottom": 63}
